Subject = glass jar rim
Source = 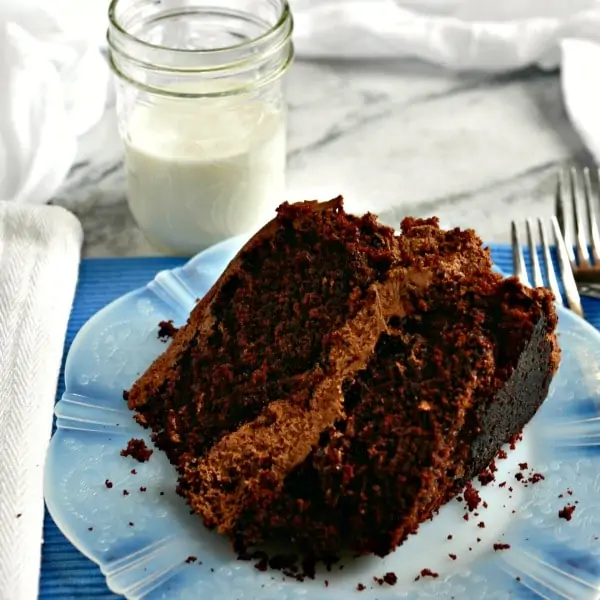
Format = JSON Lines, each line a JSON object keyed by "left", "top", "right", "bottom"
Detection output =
{"left": 107, "top": 0, "right": 292, "bottom": 56}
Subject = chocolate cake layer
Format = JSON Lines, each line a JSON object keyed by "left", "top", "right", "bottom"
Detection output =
{"left": 126, "top": 199, "right": 560, "bottom": 559}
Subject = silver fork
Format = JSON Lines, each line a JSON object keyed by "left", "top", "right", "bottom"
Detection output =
{"left": 555, "top": 167, "right": 600, "bottom": 299}
{"left": 511, "top": 217, "right": 583, "bottom": 318}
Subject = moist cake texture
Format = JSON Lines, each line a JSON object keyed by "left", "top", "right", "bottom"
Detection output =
{"left": 126, "top": 197, "right": 560, "bottom": 558}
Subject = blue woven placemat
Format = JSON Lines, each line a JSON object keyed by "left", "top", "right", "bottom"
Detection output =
{"left": 38, "top": 246, "right": 600, "bottom": 599}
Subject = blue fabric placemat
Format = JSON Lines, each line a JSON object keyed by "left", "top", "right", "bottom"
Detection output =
{"left": 38, "top": 246, "right": 600, "bottom": 599}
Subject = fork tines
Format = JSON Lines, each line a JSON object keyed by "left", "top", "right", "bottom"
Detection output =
{"left": 556, "top": 166, "right": 600, "bottom": 270}
{"left": 511, "top": 217, "right": 583, "bottom": 317}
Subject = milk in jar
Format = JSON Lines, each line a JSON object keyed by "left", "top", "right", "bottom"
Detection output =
{"left": 123, "top": 91, "right": 286, "bottom": 255}
{"left": 107, "top": 0, "right": 294, "bottom": 255}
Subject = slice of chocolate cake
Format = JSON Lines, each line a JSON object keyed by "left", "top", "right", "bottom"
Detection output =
{"left": 126, "top": 198, "right": 559, "bottom": 559}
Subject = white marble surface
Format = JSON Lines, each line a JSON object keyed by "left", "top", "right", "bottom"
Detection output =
{"left": 51, "top": 58, "right": 592, "bottom": 257}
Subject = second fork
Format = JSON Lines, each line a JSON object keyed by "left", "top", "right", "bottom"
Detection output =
{"left": 556, "top": 167, "right": 600, "bottom": 286}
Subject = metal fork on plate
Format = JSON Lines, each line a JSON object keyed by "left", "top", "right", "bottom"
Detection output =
{"left": 511, "top": 217, "right": 583, "bottom": 318}
{"left": 555, "top": 167, "right": 600, "bottom": 299}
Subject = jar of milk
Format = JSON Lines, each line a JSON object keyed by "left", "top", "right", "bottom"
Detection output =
{"left": 107, "top": 0, "right": 293, "bottom": 255}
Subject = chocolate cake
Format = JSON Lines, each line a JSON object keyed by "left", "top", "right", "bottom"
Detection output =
{"left": 126, "top": 198, "right": 559, "bottom": 559}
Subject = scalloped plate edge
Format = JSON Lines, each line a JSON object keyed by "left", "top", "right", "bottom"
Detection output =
{"left": 44, "top": 236, "right": 600, "bottom": 599}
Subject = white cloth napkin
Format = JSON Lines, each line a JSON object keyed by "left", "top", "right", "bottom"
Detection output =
{"left": 0, "top": 1, "right": 108, "bottom": 205}
{"left": 291, "top": 0, "right": 600, "bottom": 68}
{"left": 0, "top": 203, "right": 82, "bottom": 600}
{"left": 292, "top": 0, "right": 600, "bottom": 163}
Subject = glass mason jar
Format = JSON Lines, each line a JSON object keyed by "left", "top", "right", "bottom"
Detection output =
{"left": 107, "top": 0, "right": 294, "bottom": 255}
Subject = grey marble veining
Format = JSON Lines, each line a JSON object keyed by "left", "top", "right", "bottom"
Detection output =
{"left": 51, "top": 59, "right": 591, "bottom": 258}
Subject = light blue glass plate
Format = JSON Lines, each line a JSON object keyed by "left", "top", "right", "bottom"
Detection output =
{"left": 45, "top": 236, "right": 600, "bottom": 600}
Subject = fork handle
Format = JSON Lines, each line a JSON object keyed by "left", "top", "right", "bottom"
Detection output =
{"left": 572, "top": 271, "right": 600, "bottom": 284}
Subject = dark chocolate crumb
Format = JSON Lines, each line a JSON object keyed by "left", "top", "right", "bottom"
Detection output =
{"left": 251, "top": 552, "right": 269, "bottom": 573}
{"left": 357, "top": 583, "right": 365, "bottom": 591}
{"left": 447, "top": 534, "right": 453, "bottom": 540}
{"left": 519, "top": 462, "right": 528, "bottom": 470}
{"left": 477, "top": 521, "right": 485, "bottom": 528}
{"left": 122, "top": 490, "right": 129, "bottom": 496}
{"left": 383, "top": 572, "right": 397, "bottom": 586}
{"left": 478, "top": 468, "right": 495, "bottom": 486}
{"left": 559, "top": 505, "right": 576, "bottom": 521}
{"left": 185, "top": 556, "right": 197, "bottom": 564}
{"left": 509, "top": 433, "right": 523, "bottom": 450}
{"left": 464, "top": 482, "right": 481, "bottom": 511}
{"left": 104, "top": 479, "right": 113, "bottom": 489}
{"left": 493, "top": 543, "right": 510, "bottom": 551}
{"left": 140, "top": 487, "right": 147, "bottom": 492}
{"left": 120, "top": 438, "right": 153, "bottom": 462}
{"left": 128, "top": 522, "right": 134, "bottom": 527}
{"left": 130, "top": 469, "right": 137, "bottom": 475}
{"left": 158, "top": 320, "right": 178, "bottom": 341}
{"left": 16, "top": 513, "right": 22, "bottom": 519}
{"left": 449, "top": 554, "right": 457, "bottom": 561}
{"left": 418, "top": 569, "right": 439, "bottom": 579}
{"left": 88, "top": 527, "right": 93, "bottom": 531}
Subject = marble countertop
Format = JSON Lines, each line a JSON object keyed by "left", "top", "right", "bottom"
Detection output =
{"left": 52, "top": 59, "right": 592, "bottom": 258}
